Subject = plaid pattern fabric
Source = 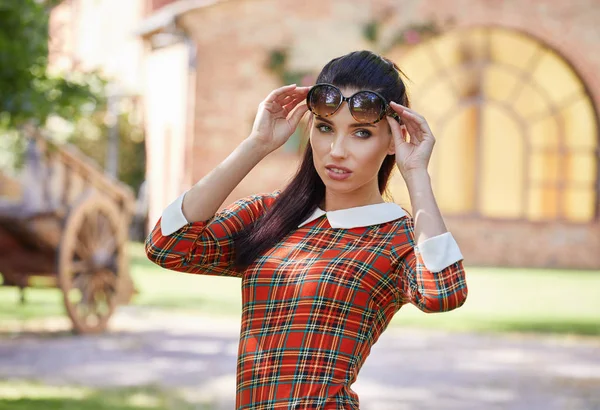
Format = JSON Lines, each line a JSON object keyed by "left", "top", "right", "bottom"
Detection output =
{"left": 145, "top": 192, "right": 468, "bottom": 409}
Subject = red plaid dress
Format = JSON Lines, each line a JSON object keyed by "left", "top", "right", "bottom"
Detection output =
{"left": 145, "top": 191, "right": 467, "bottom": 409}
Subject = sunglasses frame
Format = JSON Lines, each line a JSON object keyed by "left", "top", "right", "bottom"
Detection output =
{"left": 306, "top": 83, "right": 401, "bottom": 125}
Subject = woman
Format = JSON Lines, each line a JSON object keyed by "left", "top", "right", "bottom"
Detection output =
{"left": 146, "top": 50, "right": 468, "bottom": 409}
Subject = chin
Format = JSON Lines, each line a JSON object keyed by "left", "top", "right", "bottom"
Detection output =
{"left": 322, "top": 180, "right": 359, "bottom": 194}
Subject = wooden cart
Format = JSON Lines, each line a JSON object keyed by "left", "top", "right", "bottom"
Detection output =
{"left": 0, "top": 131, "right": 136, "bottom": 334}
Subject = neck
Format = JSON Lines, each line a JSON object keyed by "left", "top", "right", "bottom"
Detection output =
{"left": 322, "top": 183, "right": 384, "bottom": 211}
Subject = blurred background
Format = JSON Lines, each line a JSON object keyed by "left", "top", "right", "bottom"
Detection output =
{"left": 0, "top": 0, "right": 599, "bottom": 409}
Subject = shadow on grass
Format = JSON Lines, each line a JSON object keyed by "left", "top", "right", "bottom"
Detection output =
{"left": 0, "top": 288, "right": 64, "bottom": 321}
{"left": 491, "top": 320, "right": 600, "bottom": 337}
{"left": 0, "top": 385, "right": 214, "bottom": 410}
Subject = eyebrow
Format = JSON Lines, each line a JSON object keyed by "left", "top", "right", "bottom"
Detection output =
{"left": 316, "top": 117, "right": 376, "bottom": 128}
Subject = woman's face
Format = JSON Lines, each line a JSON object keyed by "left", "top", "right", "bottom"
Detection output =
{"left": 310, "top": 87, "right": 396, "bottom": 198}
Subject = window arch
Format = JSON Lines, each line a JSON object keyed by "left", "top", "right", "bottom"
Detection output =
{"left": 388, "top": 26, "right": 599, "bottom": 222}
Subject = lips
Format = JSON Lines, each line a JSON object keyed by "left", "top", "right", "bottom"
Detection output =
{"left": 325, "top": 164, "right": 352, "bottom": 174}
{"left": 325, "top": 164, "right": 352, "bottom": 181}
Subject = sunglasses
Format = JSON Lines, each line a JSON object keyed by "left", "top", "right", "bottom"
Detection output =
{"left": 306, "top": 83, "right": 401, "bottom": 125}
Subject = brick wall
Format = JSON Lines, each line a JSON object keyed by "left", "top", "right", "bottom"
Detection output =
{"left": 148, "top": 0, "right": 599, "bottom": 268}
{"left": 447, "top": 218, "right": 600, "bottom": 269}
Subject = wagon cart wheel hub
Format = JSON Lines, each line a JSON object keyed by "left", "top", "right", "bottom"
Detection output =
{"left": 59, "top": 193, "right": 127, "bottom": 334}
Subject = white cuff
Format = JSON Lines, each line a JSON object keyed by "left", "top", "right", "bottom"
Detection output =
{"left": 160, "top": 192, "right": 190, "bottom": 236}
{"left": 417, "top": 232, "right": 463, "bottom": 273}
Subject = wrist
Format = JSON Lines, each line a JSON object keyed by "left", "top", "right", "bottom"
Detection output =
{"left": 242, "top": 135, "right": 274, "bottom": 158}
{"left": 402, "top": 168, "right": 430, "bottom": 185}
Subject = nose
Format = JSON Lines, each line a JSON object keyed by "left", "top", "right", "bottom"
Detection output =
{"left": 330, "top": 134, "right": 347, "bottom": 159}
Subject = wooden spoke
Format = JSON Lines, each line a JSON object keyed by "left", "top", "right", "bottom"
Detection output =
{"left": 71, "top": 272, "right": 88, "bottom": 292}
{"left": 70, "top": 260, "right": 89, "bottom": 275}
{"left": 75, "top": 225, "right": 94, "bottom": 260}
{"left": 96, "top": 212, "right": 111, "bottom": 244}
{"left": 88, "top": 209, "right": 102, "bottom": 249}
{"left": 58, "top": 194, "right": 126, "bottom": 334}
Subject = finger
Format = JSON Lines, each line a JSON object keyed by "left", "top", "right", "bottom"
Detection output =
{"left": 273, "top": 86, "right": 310, "bottom": 103}
{"left": 275, "top": 91, "right": 299, "bottom": 104}
{"left": 283, "top": 93, "right": 305, "bottom": 105}
{"left": 392, "top": 102, "right": 431, "bottom": 137}
{"left": 388, "top": 101, "right": 404, "bottom": 114}
{"left": 396, "top": 111, "right": 421, "bottom": 145}
{"left": 388, "top": 103, "right": 419, "bottom": 141}
{"left": 288, "top": 102, "right": 309, "bottom": 127}
{"left": 397, "top": 110, "right": 425, "bottom": 143}
{"left": 292, "top": 86, "right": 311, "bottom": 94}
{"left": 263, "top": 101, "right": 284, "bottom": 114}
{"left": 277, "top": 89, "right": 308, "bottom": 105}
{"left": 386, "top": 116, "right": 407, "bottom": 148}
{"left": 391, "top": 102, "right": 425, "bottom": 123}
{"left": 282, "top": 95, "right": 306, "bottom": 115}
{"left": 391, "top": 102, "right": 422, "bottom": 117}
{"left": 404, "top": 119, "right": 424, "bottom": 144}
{"left": 279, "top": 95, "right": 294, "bottom": 107}
{"left": 265, "top": 84, "right": 297, "bottom": 103}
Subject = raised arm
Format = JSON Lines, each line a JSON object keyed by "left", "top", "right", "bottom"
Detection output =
{"left": 182, "top": 84, "right": 310, "bottom": 223}
{"left": 387, "top": 103, "right": 468, "bottom": 312}
{"left": 145, "top": 84, "right": 310, "bottom": 276}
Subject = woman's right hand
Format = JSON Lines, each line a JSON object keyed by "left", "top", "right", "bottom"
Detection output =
{"left": 249, "top": 84, "right": 310, "bottom": 153}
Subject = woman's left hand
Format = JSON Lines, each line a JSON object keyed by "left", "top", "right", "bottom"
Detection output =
{"left": 386, "top": 102, "right": 435, "bottom": 178}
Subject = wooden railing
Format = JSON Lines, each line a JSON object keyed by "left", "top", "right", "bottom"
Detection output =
{"left": 1, "top": 130, "right": 135, "bottom": 219}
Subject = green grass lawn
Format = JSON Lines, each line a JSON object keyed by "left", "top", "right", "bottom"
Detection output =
{"left": 0, "top": 381, "right": 208, "bottom": 410}
{"left": 1, "top": 242, "right": 599, "bottom": 336}
{"left": 393, "top": 266, "right": 600, "bottom": 335}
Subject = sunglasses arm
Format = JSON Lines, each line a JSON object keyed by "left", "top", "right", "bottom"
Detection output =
{"left": 386, "top": 106, "right": 402, "bottom": 123}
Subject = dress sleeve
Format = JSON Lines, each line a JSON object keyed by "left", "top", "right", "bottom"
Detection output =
{"left": 144, "top": 191, "right": 280, "bottom": 278}
{"left": 391, "top": 217, "right": 468, "bottom": 313}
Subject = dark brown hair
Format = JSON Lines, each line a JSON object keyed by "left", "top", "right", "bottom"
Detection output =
{"left": 234, "top": 50, "right": 410, "bottom": 268}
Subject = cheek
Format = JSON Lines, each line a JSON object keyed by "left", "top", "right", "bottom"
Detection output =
{"left": 353, "top": 139, "right": 390, "bottom": 170}
{"left": 310, "top": 133, "right": 328, "bottom": 159}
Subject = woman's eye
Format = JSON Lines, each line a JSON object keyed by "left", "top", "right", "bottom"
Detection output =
{"left": 316, "top": 124, "right": 332, "bottom": 133}
{"left": 355, "top": 129, "right": 372, "bottom": 138}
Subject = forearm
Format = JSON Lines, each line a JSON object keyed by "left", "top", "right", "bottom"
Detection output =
{"left": 182, "top": 137, "right": 270, "bottom": 222}
{"left": 400, "top": 169, "right": 467, "bottom": 312}
{"left": 404, "top": 169, "right": 447, "bottom": 245}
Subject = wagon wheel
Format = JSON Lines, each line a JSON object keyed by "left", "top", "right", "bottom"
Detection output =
{"left": 58, "top": 193, "right": 126, "bottom": 334}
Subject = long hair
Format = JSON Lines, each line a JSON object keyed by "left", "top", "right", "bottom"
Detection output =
{"left": 234, "top": 50, "right": 410, "bottom": 268}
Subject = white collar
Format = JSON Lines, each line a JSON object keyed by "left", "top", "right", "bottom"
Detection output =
{"left": 298, "top": 202, "right": 408, "bottom": 229}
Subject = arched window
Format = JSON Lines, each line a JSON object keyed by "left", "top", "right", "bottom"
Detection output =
{"left": 389, "top": 27, "right": 599, "bottom": 222}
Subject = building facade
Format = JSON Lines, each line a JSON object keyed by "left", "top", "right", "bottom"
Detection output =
{"left": 51, "top": 0, "right": 600, "bottom": 268}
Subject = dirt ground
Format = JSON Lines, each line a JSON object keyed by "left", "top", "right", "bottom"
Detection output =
{"left": 1, "top": 307, "right": 600, "bottom": 410}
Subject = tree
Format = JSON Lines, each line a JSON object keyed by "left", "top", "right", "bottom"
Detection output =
{"left": 0, "top": 0, "right": 145, "bottom": 196}
{"left": 0, "top": 0, "right": 104, "bottom": 129}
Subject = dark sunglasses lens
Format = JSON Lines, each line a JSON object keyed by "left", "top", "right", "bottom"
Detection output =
{"left": 308, "top": 85, "right": 341, "bottom": 117}
{"left": 350, "top": 92, "right": 385, "bottom": 123}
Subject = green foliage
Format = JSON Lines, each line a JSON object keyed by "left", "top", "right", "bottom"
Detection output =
{"left": 67, "top": 99, "right": 146, "bottom": 193}
{"left": 362, "top": 18, "right": 448, "bottom": 53}
{"left": 265, "top": 48, "right": 315, "bottom": 153}
{"left": 266, "top": 48, "right": 314, "bottom": 87}
{"left": 363, "top": 21, "right": 380, "bottom": 44}
{"left": 0, "top": 0, "right": 105, "bottom": 128}
{"left": 0, "top": 0, "right": 144, "bottom": 192}
{"left": 267, "top": 49, "right": 288, "bottom": 74}
{"left": 0, "top": 127, "right": 27, "bottom": 172}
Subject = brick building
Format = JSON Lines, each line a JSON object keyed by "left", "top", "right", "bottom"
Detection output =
{"left": 51, "top": 0, "right": 600, "bottom": 269}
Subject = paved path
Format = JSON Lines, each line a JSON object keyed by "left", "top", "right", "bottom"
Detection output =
{"left": 1, "top": 307, "right": 599, "bottom": 409}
